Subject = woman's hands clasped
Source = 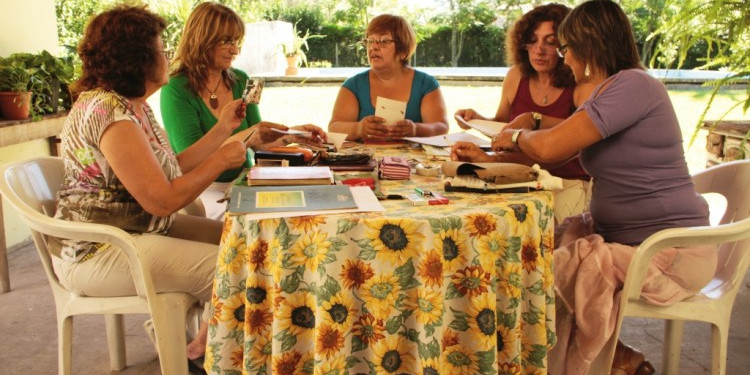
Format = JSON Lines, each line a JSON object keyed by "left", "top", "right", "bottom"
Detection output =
{"left": 358, "top": 115, "right": 416, "bottom": 139}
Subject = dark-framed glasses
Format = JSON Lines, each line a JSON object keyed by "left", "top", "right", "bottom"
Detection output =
{"left": 362, "top": 38, "right": 396, "bottom": 48}
{"left": 556, "top": 44, "right": 568, "bottom": 58}
{"left": 217, "top": 37, "right": 243, "bottom": 49}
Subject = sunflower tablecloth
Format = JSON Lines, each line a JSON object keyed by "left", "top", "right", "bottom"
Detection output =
{"left": 205, "top": 144, "right": 556, "bottom": 375}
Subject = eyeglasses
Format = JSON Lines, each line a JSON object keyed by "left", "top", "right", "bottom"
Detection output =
{"left": 217, "top": 37, "right": 243, "bottom": 49}
{"left": 522, "top": 42, "right": 557, "bottom": 55}
{"left": 556, "top": 44, "right": 568, "bottom": 58}
{"left": 362, "top": 38, "right": 396, "bottom": 48}
{"left": 162, "top": 49, "right": 174, "bottom": 60}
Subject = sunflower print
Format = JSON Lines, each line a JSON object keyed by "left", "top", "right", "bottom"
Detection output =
{"left": 339, "top": 258, "right": 374, "bottom": 290}
{"left": 497, "top": 324, "right": 520, "bottom": 364}
{"left": 289, "top": 215, "right": 327, "bottom": 233}
{"left": 245, "top": 275, "right": 270, "bottom": 306}
{"left": 464, "top": 212, "right": 497, "bottom": 237}
{"left": 272, "top": 350, "right": 303, "bottom": 375}
{"left": 246, "top": 238, "right": 270, "bottom": 272}
{"left": 407, "top": 288, "right": 444, "bottom": 325}
{"left": 467, "top": 292, "right": 497, "bottom": 346}
{"left": 315, "top": 323, "right": 345, "bottom": 359}
{"left": 441, "top": 345, "right": 479, "bottom": 375}
{"left": 314, "top": 355, "right": 347, "bottom": 375}
{"left": 373, "top": 335, "right": 417, "bottom": 374}
{"left": 498, "top": 361, "right": 522, "bottom": 375}
{"left": 420, "top": 357, "right": 441, "bottom": 375}
{"left": 290, "top": 230, "right": 331, "bottom": 273}
{"left": 476, "top": 231, "right": 507, "bottom": 271}
{"left": 228, "top": 346, "right": 244, "bottom": 370}
{"left": 442, "top": 328, "right": 460, "bottom": 349}
{"left": 352, "top": 313, "right": 385, "bottom": 346}
{"left": 360, "top": 273, "right": 402, "bottom": 318}
{"left": 249, "top": 334, "right": 272, "bottom": 369}
{"left": 245, "top": 305, "right": 273, "bottom": 336}
{"left": 505, "top": 202, "right": 537, "bottom": 237}
{"left": 365, "top": 218, "right": 425, "bottom": 265}
{"left": 451, "top": 265, "right": 492, "bottom": 297}
{"left": 321, "top": 292, "right": 358, "bottom": 331}
{"left": 435, "top": 228, "right": 468, "bottom": 272}
{"left": 217, "top": 232, "right": 247, "bottom": 276}
{"left": 277, "top": 292, "right": 317, "bottom": 340}
{"left": 498, "top": 263, "right": 522, "bottom": 301}
{"left": 417, "top": 249, "right": 444, "bottom": 289}
{"left": 520, "top": 236, "right": 541, "bottom": 274}
{"left": 269, "top": 236, "right": 285, "bottom": 285}
{"left": 218, "top": 292, "right": 245, "bottom": 332}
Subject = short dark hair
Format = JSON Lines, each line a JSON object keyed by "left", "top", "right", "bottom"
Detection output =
{"left": 367, "top": 14, "right": 417, "bottom": 66}
{"left": 73, "top": 5, "right": 166, "bottom": 98}
{"left": 506, "top": 3, "right": 574, "bottom": 88}
{"left": 558, "top": 0, "right": 644, "bottom": 76}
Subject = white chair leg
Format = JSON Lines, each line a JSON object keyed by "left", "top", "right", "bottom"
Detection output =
{"left": 104, "top": 314, "right": 126, "bottom": 371}
{"left": 710, "top": 321, "right": 728, "bottom": 375}
{"left": 150, "top": 295, "right": 194, "bottom": 375}
{"left": 662, "top": 319, "right": 684, "bottom": 375}
{"left": 58, "top": 315, "right": 73, "bottom": 375}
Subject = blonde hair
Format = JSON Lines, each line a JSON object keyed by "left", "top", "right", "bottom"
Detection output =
{"left": 171, "top": 2, "right": 245, "bottom": 95}
{"left": 367, "top": 14, "right": 417, "bottom": 65}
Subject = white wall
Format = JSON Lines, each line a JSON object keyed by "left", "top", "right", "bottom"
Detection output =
{"left": 0, "top": 0, "right": 60, "bottom": 56}
{"left": 1, "top": 0, "right": 60, "bottom": 248}
{"left": 235, "top": 21, "right": 294, "bottom": 75}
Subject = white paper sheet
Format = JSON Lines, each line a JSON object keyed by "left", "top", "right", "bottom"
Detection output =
{"left": 403, "top": 132, "right": 491, "bottom": 148}
{"left": 327, "top": 132, "right": 348, "bottom": 150}
{"left": 454, "top": 114, "right": 507, "bottom": 137}
{"left": 227, "top": 186, "right": 384, "bottom": 219}
{"left": 375, "top": 96, "right": 407, "bottom": 125}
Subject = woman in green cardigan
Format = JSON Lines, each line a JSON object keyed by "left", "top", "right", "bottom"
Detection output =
{"left": 161, "top": 2, "right": 326, "bottom": 219}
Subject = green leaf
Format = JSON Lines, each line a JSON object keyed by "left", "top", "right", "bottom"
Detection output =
{"left": 386, "top": 315, "right": 402, "bottom": 334}
{"left": 337, "top": 218, "right": 359, "bottom": 234}
{"left": 273, "top": 329, "right": 298, "bottom": 351}
{"left": 448, "top": 308, "right": 469, "bottom": 331}
{"left": 476, "top": 349, "right": 496, "bottom": 374}
{"left": 395, "top": 260, "right": 420, "bottom": 290}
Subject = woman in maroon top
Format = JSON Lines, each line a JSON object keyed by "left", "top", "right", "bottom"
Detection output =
{"left": 453, "top": 4, "right": 592, "bottom": 222}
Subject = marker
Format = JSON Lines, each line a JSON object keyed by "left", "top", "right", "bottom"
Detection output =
{"left": 414, "top": 187, "right": 432, "bottom": 196}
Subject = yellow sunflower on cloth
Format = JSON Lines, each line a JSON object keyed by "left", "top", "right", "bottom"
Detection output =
{"left": 464, "top": 212, "right": 497, "bottom": 237}
{"left": 417, "top": 249, "right": 444, "bottom": 288}
{"left": 373, "top": 335, "right": 417, "bottom": 374}
{"left": 441, "top": 345, "right": 479, "bottom": 375}
{"left": 216, "top": 231, "right": 247, "bottom": 276}
{"left": 365, "top": 218, "right": 425, "bottom": 265}
{"left": 290, "top": 230, "right": 331, "bottom": 273}
{"left": 476, "top": 231, "right": 507, "bottom": 272}
{"left": 314, "top": 355, "right": 346, "bottom": 375}
{"left": 288, "top": 215, "right": 327, "bottom": 233}
{"left": 339, "top": 258, "right": 374, "bottom": 290}
{"left": 276, "top": 292, "right": 317, "bottom": 341}
{"left": 360, "top": 273, "right": 402, "bottom": 319}
{"left": 352, "top": 313, "right": 385, "bottom": 346}
{"left": 321, "top": 292, "right": 358, "bottom": 331}
{"left": 406, "top": 288, "right": 444, "bottom": 325}
{"left": 315, "top": 323, "right": 345, "bottom": 359}
{"left": 467, "top": 291, "right": 497, "bottom": 349}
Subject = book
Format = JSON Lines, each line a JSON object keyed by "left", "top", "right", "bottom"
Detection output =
{"left": 454, "top": 114, "right": 507, "bottom": 137}
{"left": 228, "top": 185, "right": 357, "bottom": 213}
{"left": 247, "top": 166, "right": 334, "bottom": 186}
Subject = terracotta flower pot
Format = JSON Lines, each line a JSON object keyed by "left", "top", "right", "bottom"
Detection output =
{"left": 0, "top": 91, "right": 32, "bottom": 120}
{"left": 285, "top": 56, "right": 299, "bottom": 76}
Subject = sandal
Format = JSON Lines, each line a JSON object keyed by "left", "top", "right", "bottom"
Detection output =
{"left": 610, "top": 340, "right": 655, "bottom": 375}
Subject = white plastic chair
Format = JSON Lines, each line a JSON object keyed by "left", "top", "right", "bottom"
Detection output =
{"left": 0, "top": 156, "right": 197, "bottom": 375}
{"left": 587, "top": 159, "right": 750, "bottom": 375}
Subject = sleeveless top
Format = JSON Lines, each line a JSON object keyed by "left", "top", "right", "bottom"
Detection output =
{"left": 510, "top": 76, "right": 589, "bottom": 180}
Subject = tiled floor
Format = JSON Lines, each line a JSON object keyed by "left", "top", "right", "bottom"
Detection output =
{"left": 1, "top": 240, "right": 749, "bottom": 374}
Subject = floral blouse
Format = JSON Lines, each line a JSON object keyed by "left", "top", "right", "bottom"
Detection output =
{"left": 54, "top": 89, "right": 181, "bottom": 262}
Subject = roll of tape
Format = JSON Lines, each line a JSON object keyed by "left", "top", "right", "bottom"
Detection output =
{"left": 416, "top": 163, "right": 440, "bottom": 177}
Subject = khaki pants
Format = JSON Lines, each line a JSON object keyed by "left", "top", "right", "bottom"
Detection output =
{"left": 52, "top": 214, "right": 223, "bottom": 321}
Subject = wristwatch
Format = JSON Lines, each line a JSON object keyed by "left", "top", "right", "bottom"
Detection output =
{"left": 531, "top": 112, "right": 542, "bottom": 130}
{"left": 511, "top": 129, "right": 524, "bottom": 147}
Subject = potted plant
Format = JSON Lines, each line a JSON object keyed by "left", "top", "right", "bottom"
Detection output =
{"left": 0, "top": 63, "right": 34, "bottom": 120}
{"left": 280, "top": 25, "right": 323, "bottom": 76}
{"left": 0, "top": 50, "right": 74, "bottom": 121}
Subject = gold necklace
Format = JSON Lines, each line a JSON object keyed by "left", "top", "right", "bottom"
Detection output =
{"left": 536, "top": 78, "right": 553, "bottom": 105}
{"left": 207, "top": 78, "right": 221, "bottom": 109}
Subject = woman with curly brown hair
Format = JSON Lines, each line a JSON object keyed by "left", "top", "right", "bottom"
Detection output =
{"left": 52, "top": 4, "right": 286, "bottom": 362}
{"left": 453, "top": 3, "right": 592, "bottom": 223}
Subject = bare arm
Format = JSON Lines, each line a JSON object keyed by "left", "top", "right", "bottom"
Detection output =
{"left": 328, "top": 87, "right": 378, "bottom": 140}
{"left": 100, "top": 121, "right": 247, "bottom": 216}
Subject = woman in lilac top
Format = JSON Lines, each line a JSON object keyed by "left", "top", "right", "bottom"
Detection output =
{"left": 492, "top": 1, "right": 715, "bottom": 375}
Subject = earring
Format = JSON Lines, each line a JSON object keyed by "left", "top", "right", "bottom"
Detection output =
{"left": 584, "top": 64, "right": 590, "bottom": 77}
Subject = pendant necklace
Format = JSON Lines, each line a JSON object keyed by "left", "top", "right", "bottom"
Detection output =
{"left": 536, "top": 79, "right": 553, "bottom": 105}
{"left": 207, "top": 78, "right": 221, "bottom": 109}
